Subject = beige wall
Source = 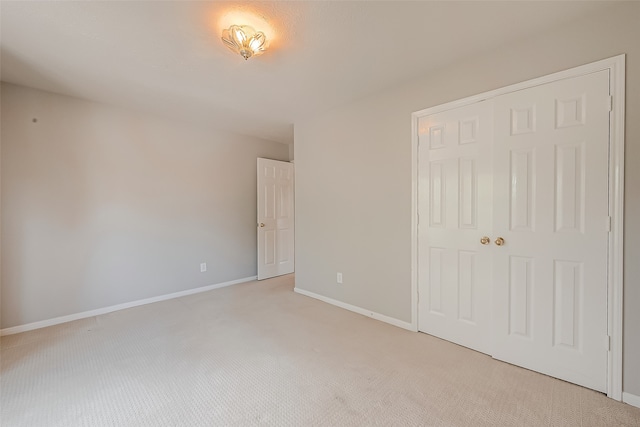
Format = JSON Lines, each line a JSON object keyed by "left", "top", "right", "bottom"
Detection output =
{"left": 294, "top": 4, "right": 640, "bottom": 395}
{"left": 1, "top": 83, "right": 289, "bottom": 329}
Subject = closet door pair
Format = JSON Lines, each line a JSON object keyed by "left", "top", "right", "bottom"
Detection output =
{"left": 418, "top": 70, "right": 610, "bottom": 392}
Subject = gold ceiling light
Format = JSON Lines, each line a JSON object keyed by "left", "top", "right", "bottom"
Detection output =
{"left": 221, "top": 25, "right": 267, "bottom": 60}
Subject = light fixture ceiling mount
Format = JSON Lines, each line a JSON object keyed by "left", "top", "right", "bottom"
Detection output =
{"left": 221, "top": 25, "right": 267, "bottom": 60}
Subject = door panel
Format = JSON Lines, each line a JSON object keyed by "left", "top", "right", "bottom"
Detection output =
{"left": 508, "top": 255, "right": 533, "bottom": 338}
{"left": 257, "top": 158, "right": 294, "bottom": 280}
{"left": 492, "top": 70, "right": 610, "bottom": 392}
{"left": 418, "top": 101, "right": 493, "bottom": 355}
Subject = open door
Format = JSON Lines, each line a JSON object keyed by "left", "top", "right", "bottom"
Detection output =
{"left": 257, "top": 158, "right": 294, "bottom": 280}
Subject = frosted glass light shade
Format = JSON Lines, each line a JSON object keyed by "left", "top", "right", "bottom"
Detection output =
{"left": 221, "top": 25, "right": 267, "bottom": 60}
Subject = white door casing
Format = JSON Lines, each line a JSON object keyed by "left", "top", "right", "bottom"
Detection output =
{"left": 414, "top": 56, "right": 625, "bottom": 399}
{"left": 257, "top": 158, "right": 294, "bottom": 280}
{"left": 417, "top": 101, "right": 494, "bottom": 355}
{"left": 492, "top": 70, "right": 610, "bottom": 392}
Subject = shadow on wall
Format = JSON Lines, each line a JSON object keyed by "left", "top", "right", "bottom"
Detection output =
{"left": 1, "top": 81, "right": 290, "bottom": 330}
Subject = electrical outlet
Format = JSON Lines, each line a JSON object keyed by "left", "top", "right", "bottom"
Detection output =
{"left": 337, "top": 272, "right": 343, "bottom": 284}
{"left": 200, "top": 263, "right": 207, "bottom": 273}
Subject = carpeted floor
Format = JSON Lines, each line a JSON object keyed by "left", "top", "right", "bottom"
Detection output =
{"left": 1, "top": 274, "right": 639, "bottom": 426}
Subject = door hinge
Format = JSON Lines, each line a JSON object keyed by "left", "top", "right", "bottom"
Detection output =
{"left": 605, "top": 335, "right": 611, "bottom": 351}
{"left": 606, "top": 216, "right": 612, "bottom": 232}
{"left": 607, "top": 95, "right": 613, "bottom": 112}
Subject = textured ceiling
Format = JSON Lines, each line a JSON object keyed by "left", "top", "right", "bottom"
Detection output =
{"left": 0, "top": 1, "right": 617, "bottom": 144}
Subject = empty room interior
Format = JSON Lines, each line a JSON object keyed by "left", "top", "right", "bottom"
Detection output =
{"left": 2, "top": 1, "right": 640, "bottom": 426}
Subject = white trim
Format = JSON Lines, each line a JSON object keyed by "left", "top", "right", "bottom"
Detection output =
{"left": 294, "top": 287, "right": 416, "bottom": 332}
{"left": 412, "top": 55, "right": 625, "bottom": 118}
{"left": 0, "top": 276, "right": 257, "bottom": 336}
{"left": 410, "top": 113, "right": 419, "bottom": 332}
{"left": 411, "top": 55, "right": 625, "bottom": 400}
{"left": 607, "top": 55, "right": 625, "bottom": 401}
{"left": 622, "top": 392, "right": 640, "bottom": 409}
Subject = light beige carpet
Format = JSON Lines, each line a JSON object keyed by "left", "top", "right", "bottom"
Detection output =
{"left": 1, "top": 274, "right": 639, "bottom": 426}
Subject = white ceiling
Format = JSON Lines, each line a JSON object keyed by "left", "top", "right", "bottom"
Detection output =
{"left": 0, "top": 1, "right": 617, "bottom": 144}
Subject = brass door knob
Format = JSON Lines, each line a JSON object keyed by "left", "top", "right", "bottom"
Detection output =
{"left": 480, "top": 236, "right": 490, "bottom": 245}
{"left": 259, "top": 223, "right": 265, "bottom": 227}
{"left": 495, "top": 237, "right": 505, "bottom": 246}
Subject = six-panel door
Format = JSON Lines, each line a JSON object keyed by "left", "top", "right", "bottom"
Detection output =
{"left": 492, "top": 70, "right": 610, "bottom": 392}
{"left": 257, "top": 158, "right": 295, "bottom": 280}
{"left": 418, "top": 101, "right": 494, "bottom": 355}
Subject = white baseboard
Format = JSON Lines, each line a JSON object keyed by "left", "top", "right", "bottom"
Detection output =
{"left": 623, "top": 392, "right": 640, "bottom": 409}
{"left": 0, "top": 276, "right": 257, "bottom": 336}
{"left": 294, "top": 287, "right": 416, "bottom": 332}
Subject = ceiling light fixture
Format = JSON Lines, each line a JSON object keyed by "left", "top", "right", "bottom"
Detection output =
{"left": 221, "top": 25, "right": 267, "bottom": 60}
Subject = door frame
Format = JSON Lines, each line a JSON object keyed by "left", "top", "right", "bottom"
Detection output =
{"left": 410, "top": 55, "right": 626, "bottom": 400}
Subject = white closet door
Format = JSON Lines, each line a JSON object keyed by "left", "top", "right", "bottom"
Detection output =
{"left": 417, "top": 101, "right": 494, "bottom": 354}
{"left": 492, "top": 70, "right": 610, "bottom": 392}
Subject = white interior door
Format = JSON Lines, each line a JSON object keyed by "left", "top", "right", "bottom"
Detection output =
{"left": 257, "top": 158, "right": 294, "bottom": 280}
{"left": 417, "top": 101, "right": 494, "bottom": 355}
{"left": 492, "top": 70, "right": 610, "bottom": 392}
